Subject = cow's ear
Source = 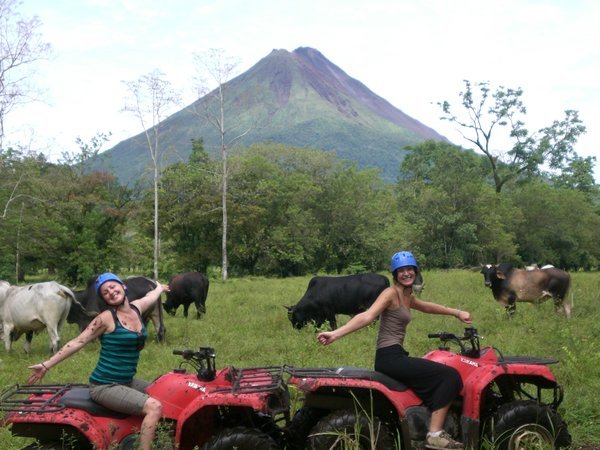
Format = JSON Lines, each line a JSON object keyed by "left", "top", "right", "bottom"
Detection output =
{"left": 283, "top": 305, "right": 292, "bottom": 311}
{"left": 496, "top": 269, "right": 506, "bottom": 279}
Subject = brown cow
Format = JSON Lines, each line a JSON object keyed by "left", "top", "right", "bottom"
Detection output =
{"left": 480, "top": 263, "right": 572, "bottom": 318}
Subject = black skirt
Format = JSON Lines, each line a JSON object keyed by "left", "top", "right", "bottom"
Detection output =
{"left": 374, "top": 344, "right": 462, "bottom": 410}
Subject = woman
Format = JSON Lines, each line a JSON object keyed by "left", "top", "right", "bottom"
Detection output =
{"left": 317, "top": 251, "right": 472, "bottom": 450}
{"left": 28, "top": 273, "right": 167, "bottom": 450}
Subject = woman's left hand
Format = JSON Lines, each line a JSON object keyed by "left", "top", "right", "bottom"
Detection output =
{"left": 457, "top": 310, "right": 473, "bottom": 324}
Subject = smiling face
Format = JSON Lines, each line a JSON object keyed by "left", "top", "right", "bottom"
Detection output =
{"left": 99, "top": 280, "right": 126, "bottom": 306}
{"left": 394, "top": 266, "right": 417, "bottom": 287}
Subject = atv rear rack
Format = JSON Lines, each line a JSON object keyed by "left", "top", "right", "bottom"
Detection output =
{"left": 0, "top": 384, "right": 88, "bottom": 414}
{"left": 217, "top": 366, "right": 286, "bottom": 395}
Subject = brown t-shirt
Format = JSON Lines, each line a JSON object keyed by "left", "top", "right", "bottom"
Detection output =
{"left": 376, "top": 305, "right": 411, "bottom": 349}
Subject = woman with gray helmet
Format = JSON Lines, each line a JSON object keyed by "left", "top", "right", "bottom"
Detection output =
{"left": 27, "top": 272, "right": 168, "bottom": 450}
{"left": 317, "top": 251, "right": 472, "bottom": 449}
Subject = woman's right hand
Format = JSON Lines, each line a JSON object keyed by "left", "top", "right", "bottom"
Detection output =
{"left": 27, "top": 363, "right": 48, "bottom": 384}
{"left": 317, "top": 331, "right": 337, "bottom": 346}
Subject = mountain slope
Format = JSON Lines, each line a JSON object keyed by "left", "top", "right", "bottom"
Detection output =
{"left": 93, "top": 47, "right": 446, "bottom": 183}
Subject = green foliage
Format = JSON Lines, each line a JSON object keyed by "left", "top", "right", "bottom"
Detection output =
{"left": 0, "top": 138, "right": 598, "bottom": 283}
{"left": 508, "top": 181, "right": 600, "bottom": 268}
{"left": 438, "top": 80, "right": 589, "bottom": 193}
{"left": 0, "top": 271, "right": 598, "bottom": 449}
{"left": 399, "top": 141, "right": 522, "bottom": 267}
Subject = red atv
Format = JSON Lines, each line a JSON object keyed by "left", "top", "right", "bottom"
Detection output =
{"left": 0, "top": 347, "right": 290, "bottom": 450}
{"left": 283, "top": 327, "right": 571, "bottom": 449}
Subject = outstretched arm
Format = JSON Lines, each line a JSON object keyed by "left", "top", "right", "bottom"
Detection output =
{"left": 317, "top": 288, "right": 394, "bottom": 345}
{"left": 27, "top": 313, "right": 109, "bottom": 384}
{"left": 131, "top": 282, "right": 168, "bottom": 314}
{"left": 411, "top": 298, "right": 472, "bottom": 324}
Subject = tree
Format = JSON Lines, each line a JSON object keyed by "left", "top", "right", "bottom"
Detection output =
{"left": 438, "top": 80, "right": 588, "bottom": 193}
{"left": 399, "top": 141, "right": 521, "bottom": 266}
{"left": 0, "top": 0, "right": 51, "bottom": 147}
{"left": 509, "top": 181, "right": 600, "bottom": 270}
{"left": 158, "top": 138, "right": 221, "bottom": 273}
{"left": 191, "top": 49, "right": 244, "bottom": 281}
{"left": 59, "top": 131, "right": 112, "bottom": 176}
{"left": 123, "top": 70, "right": 180, "bottom": 279}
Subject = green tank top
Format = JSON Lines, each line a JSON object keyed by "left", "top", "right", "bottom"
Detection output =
{"left": 89, "top": 305, "right": 147, "bottom": 385}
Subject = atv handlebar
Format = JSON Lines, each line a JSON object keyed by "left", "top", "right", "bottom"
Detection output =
{"left": 428, "top": 327, "right": 482, "bottom": 358}
{"left": 172, "top": 347, "right": 217, "bottom": 381}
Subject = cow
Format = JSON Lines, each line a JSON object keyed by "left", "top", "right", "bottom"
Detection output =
{"left": 0, "top": 281, "right": 82, "bottom": 353}
{"left": 480, "top": 263, "right": 572, "bottom": 318}
{"left": 68, "top": 275, "right": 166, "bottom": 342}
{"left": 163, "top": 272, "right": 210, "bottom": 319}
{"left": 285, "top": 273, "right": 390, "bottom": 330}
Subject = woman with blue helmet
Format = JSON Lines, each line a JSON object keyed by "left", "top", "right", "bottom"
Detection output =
{"left": 27, "top": 272, "right": 168, "bottom": 450}
{"left": 318, "top": 251, "right": 472, "bottom": 449}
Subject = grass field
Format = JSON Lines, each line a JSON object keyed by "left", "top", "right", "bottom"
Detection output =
{"left": 1, "top": 270, "right": 598, "bottom": 449}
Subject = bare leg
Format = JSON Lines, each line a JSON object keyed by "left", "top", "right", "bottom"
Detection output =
{"left": 139, "top": 397, "right": 162, "bottom": 450}
{"left": 429, "top": 403, "right": 451, "bottom": 431}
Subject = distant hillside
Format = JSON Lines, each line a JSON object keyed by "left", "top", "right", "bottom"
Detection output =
{"left": 91, "top": 47, "right": 446, "bottom": 183}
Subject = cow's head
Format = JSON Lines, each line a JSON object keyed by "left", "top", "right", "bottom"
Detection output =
{"left": 480, "top": 264, "right": 497, "bottom": 287}
{"left": 284, "top": 304, "right": 318, "bottom": 329}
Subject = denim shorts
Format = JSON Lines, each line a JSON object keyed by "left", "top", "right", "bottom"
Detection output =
{"left": 89, "top": 378, "right": 150, "bottom": 416}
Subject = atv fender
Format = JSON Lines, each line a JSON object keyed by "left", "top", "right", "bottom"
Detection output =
{"left": 462, "top": 363, "right": 558, "bottom": 419}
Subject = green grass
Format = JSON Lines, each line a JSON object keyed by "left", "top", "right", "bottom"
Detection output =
{"left": 1, "top": 270, "right": 598, "bottom": 449}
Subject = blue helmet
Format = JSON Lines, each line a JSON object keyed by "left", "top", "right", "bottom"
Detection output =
{"left": 95, "top": 272, "right": 124, "bottom": 296}
{"left": 390, "top": 251, "right": 419, "bottom": 273}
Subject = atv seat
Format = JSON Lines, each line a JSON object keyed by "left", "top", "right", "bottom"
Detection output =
{"left": 61, "top": 387, "right": 129, "bottom": 418}
{"left": 334, "top": 367, "right": 409, "bottom": 392}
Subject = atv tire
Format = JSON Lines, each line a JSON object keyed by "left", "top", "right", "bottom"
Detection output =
{"left": 307, "top": 408, "right": 395, "bottom": 450}
{"left": 201, "top": 426, "right": 279, "bottom": 450}
{"left": 487, "top": 400, "right": 571, "bottom": 449}
{"left": 285, "top": 406, "right": 328, "bottom": 450}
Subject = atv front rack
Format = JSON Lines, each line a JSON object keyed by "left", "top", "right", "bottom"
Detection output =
{"left": 0, "top": 384, "right": 88, "bottom": 414}
{"left": 218, "top": 366, "right": 286, "bottom": 395}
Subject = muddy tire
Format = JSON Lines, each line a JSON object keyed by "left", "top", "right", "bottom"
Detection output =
{"left": 307, "top": 408, "right": 395, "bottom": 450}
{"left": 487, "top": 400, "right": 571, "bottom": 449}
{"left": 201, "top": 426, "right": 279, "bottom": 450}
{"left": 285, "top": 406, "right": 328, "bottom": 450}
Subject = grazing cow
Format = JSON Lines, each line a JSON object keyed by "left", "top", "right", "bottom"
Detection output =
{"left": 0, "top": 281, "right": 80, "bottom": 353}
{"left": 68, "top": 276, "right": 166, "bottom": 342}
{"left": 480, "top": 263, "right": 572, "bottom": 317}
{"left": 285, "top": 273, "right": 390, "bottom": 330}
{"left": 163, "top": 272, "right": 210, "bottom": 319}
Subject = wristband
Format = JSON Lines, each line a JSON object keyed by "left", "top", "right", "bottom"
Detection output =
{"left": 41, "top": 362, "right": 49, "bottom": 371}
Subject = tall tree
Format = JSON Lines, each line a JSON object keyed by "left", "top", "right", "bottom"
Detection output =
{"left": 399, "top": 140, "right": 521, "bottom": 266}
{"left": 158, "top": 138, "right": 220, "bottom": 273}
{"left": 122, "top": 70, "right": 180, "bottom": 279}
{"left": 191, "top": 49, "right": 244, "bottom": 281}
{"left": 0, "top": 0, "right": 51, "bottom": 147}
{"left": 438, "top": 80, "right": 588, "bottom": 193}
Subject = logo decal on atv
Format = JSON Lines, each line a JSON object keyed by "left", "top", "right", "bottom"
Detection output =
{"left": 460, "top": 357, "right": 479, "bottom": 367}
{"left": 187, "top": 381, "right": 207, "bottom": 392}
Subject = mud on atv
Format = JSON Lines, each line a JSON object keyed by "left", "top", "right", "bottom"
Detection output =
{"left": 0, "top": 347, "right": 290, "bottom": 450}
{"left": 283, "top": 327, "right": 571, "bottom": 450}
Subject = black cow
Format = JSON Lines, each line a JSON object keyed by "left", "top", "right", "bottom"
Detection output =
{"left": 163, "top": 272, "right": 209, "bottom": 319}
{"left": 67, "top": 276, "right": 166, "bottom": 342}
{"left": 480, "top": 263, "right": 571, "bottom": 318}
{"left": 285, "top": 273, "right": 390, "bottom": 330}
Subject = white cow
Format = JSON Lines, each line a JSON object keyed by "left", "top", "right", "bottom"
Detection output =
{"left": 0, "top": 281, "right": 77, "bottom": 354}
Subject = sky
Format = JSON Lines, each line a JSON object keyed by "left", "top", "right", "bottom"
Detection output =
{"left": 9, "top": 0, "right": 600, "bottom": 180}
